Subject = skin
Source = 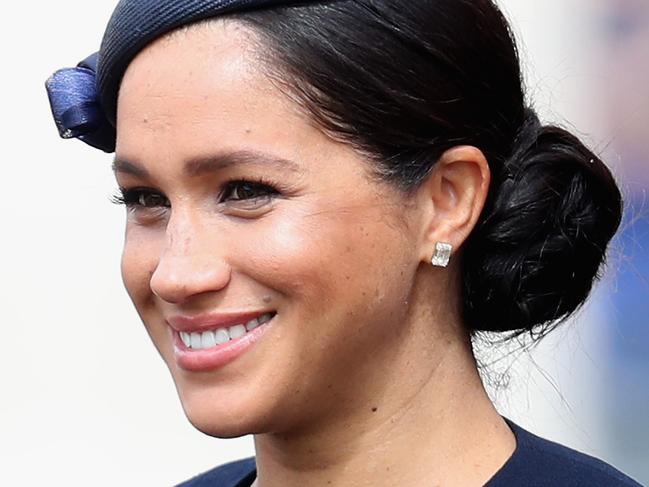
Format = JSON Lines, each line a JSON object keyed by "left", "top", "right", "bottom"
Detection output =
{"left": 115, "top": 20, "right": 516, "bottom": 487}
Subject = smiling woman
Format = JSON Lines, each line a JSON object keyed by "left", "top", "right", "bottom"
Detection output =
{"left": 46, "top": 1, "right": 641, "bottom": 487}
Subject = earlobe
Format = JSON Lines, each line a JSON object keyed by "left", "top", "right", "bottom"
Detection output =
{"left": 417, "top": 146, "right": 491, "bottom": 264}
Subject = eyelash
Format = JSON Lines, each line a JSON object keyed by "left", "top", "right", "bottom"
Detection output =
{"left": 111, "top": 177, "right": 281, "bottom": 209}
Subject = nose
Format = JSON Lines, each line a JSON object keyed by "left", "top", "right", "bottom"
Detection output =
{"left": 149, "top": 215, "right": 231, "bottom": 304}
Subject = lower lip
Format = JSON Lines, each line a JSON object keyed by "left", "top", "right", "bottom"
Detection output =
{"left": 172, "top": 317, "right": 274, "bottom": 372}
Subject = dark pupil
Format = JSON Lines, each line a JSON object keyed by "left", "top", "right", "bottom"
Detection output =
{"left": 235, "top": 183, "right": 259, "bottom": 200}
{"left": 139, "top": 193, "right": 166, "bottom": 207}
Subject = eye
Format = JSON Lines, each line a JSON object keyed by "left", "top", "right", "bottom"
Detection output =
{"left": 219, "top": 179, "right": 280, "bottom": 204}
{"left": 112, "top": 188, "right": 170, "bottom": 209}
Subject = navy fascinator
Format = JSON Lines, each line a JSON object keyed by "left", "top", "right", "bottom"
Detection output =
{"left": 45, "top": 0, "right": 311, "bottom": 154}
{"left": 46, "top": 53, "right": 116, "bottom": 153}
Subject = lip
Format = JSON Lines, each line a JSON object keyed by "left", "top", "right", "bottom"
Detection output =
{"left": 170, "top": 312, "right": 276, "bottom": 372}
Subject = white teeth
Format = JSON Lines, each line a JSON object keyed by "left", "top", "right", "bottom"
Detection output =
{"left": 228, "top": 324, "right": 246, "bottom": 339}
{"left": 214, "top": 329, "right": 230, "bottom": 345}
{"left": 201, "top": 330, "right": 216, "bottom": 348}
{"left": 179, "top": 312, "right": 275, "bottom": 350}
{"left": 190, "top": 332, "right": 202, "bottom": 349}
{"left": 245, "top": 318, "right": 259, "bottom": 331}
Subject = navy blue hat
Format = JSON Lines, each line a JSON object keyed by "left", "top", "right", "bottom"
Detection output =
{"left": 46, "top": 0, "right": 310, "bottom": 153}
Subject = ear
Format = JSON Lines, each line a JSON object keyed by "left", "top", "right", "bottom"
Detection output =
{"left": 415, "top": 146, "right": 491, "bottom": 265}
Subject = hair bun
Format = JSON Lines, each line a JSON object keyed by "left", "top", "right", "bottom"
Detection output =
{"left": 462, "top": 109, "right": 623, "bottom": 336}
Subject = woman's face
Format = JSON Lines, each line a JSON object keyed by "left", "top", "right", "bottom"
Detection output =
{"left": 115, "top": 21, "right": 424, "bottom": 437}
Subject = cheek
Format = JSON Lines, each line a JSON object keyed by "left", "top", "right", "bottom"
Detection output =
{"left": 233, "top": 206, "right": 354, "bottom": 304}
{"left": 235, "top": 200, "right": 415, "bottom": 334}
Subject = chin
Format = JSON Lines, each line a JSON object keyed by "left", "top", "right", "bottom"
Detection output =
{"left": 186, "top": 413, "right": 254, "bottom": 439}
{"left": 175, "top": 380, "right": 273, "bottom": 439}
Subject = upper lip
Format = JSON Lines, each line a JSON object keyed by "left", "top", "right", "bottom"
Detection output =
{"left": 166, "top": 310, "right": 275, "bottom": 332}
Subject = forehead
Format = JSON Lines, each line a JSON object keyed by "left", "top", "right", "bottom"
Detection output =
{"left": 115, "top": 20, "right": 311, "bottom": 163}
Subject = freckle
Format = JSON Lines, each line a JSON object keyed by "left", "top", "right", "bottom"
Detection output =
{"left": 263, "top": 296, "right": 271, "bottom": 303}
{"left": 245, "top": 128, "right": 252, "bottom": 134}
{"left": 327, "top": 383, "right": 333, "bottom": 389}
{"left": 345, "top": 275, "right": 350, "bottom": 280}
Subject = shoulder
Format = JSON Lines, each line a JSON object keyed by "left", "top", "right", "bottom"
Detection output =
{"left": 176, "top": 457, "right": 256, "bottom": 487}
{"left": 487, "top": 418, "right": 643, "bottom": 487}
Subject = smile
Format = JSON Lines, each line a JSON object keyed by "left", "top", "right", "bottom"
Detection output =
{"left": 171, "top": 311, "right": 277, "bottom": 372}
{"left": 179, "top": 312, "right": 275, "bottom": 350}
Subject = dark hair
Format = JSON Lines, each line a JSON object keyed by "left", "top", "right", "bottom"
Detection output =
{"left": 226, "top": 0, "right": 622, "bottom": 337}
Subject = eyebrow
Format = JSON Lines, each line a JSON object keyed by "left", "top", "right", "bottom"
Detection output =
{"left": 112, "top": 150, "right": 304, "bottom": 178}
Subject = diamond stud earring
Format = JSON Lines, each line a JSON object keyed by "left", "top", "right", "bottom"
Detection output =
{"left": 431, "top": 242, "right": 453, "bottom": 267}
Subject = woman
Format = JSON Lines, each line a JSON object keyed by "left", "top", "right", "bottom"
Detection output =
{"left": 45, "top": 1, "right": 642, "bottom": 486}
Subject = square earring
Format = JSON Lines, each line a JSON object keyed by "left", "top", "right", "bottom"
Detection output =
{"left": 431, "top": 242, "right": 453, "bottom": 267}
